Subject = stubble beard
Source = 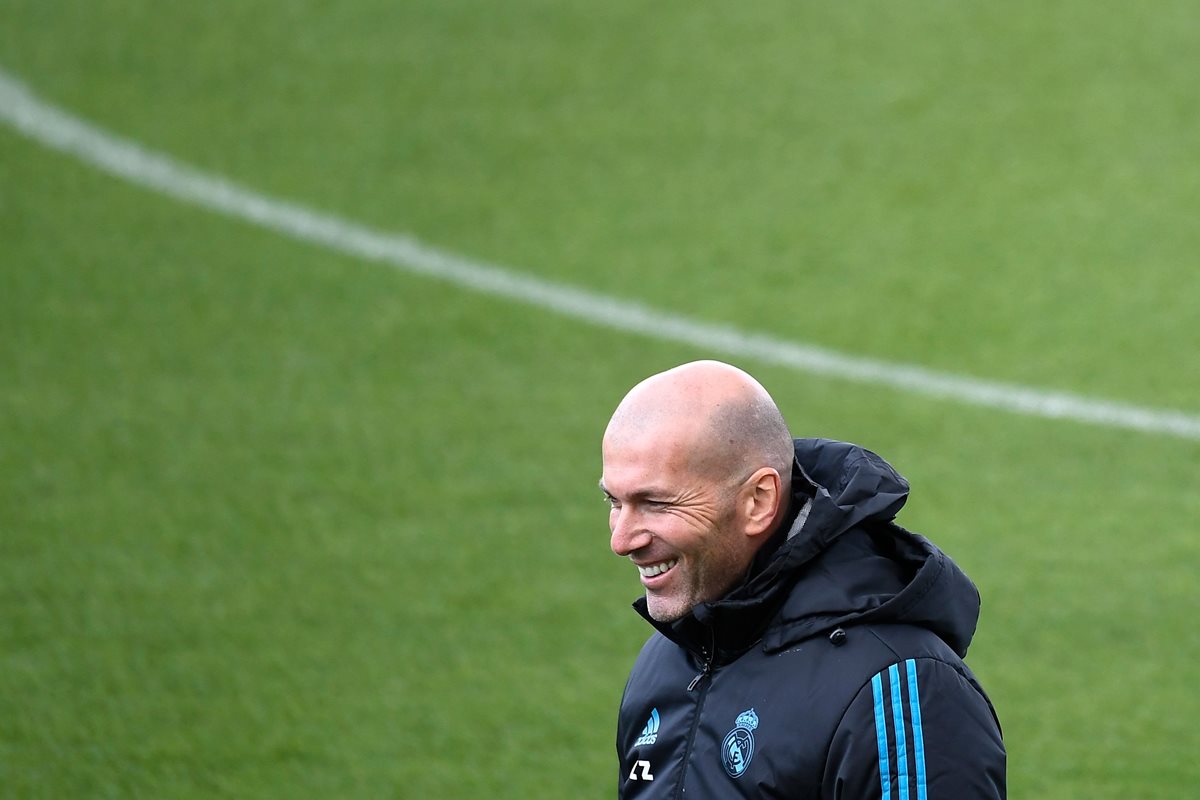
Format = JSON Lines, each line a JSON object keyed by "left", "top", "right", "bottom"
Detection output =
{"left": 644, "top": 512, "right": 747, "bottom": 623}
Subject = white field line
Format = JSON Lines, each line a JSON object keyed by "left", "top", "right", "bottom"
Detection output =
{"left": 2, "top": 69, "right": 1198, "bottom": 442}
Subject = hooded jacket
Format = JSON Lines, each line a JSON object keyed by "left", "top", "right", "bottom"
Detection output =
{"left": 616, "top": 439, "right": 1005, "bottom": 798}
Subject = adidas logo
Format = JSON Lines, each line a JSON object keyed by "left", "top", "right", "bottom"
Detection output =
{"left": 635, "top": 708, "right": 660, "bottom": 747}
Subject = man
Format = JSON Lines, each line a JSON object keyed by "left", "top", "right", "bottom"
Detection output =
{"left": 603, "top": 360, "right": 1005, "bottom": 798}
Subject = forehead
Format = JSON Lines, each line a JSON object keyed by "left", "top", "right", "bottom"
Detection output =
{"left": 601, "top": 422, "right": 703, "bottom": 496}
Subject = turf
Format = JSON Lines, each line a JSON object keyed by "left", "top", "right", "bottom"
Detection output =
{"left": 3, "top": 2, "right": 1199, "bottom": 797}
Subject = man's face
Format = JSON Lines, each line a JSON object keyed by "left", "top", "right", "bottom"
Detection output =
{"left": 601, "top": 430, "right": 749, "bottom": 623}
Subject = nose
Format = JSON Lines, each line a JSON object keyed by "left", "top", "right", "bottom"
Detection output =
{"left": 610, "top": 507, "right": 653, "bottom": 556}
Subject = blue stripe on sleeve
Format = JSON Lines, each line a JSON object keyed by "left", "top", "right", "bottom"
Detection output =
{"left": 905, "top": 660, "right": 928, "bottom": 800}
{"left": 888, "top": 664, "right": 909, "bottom": 800}
{"left": 871, "top": 672, "right": 892, "bottom": 800}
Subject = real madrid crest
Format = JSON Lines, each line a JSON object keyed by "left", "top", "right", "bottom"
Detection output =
{"left": 721, "top": 708, "right": 759, "bottom": 778}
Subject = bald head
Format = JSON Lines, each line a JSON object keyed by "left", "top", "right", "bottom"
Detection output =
{"left": 602, "top": 361, "right": 795, "bottom": 620}
{"left": 605, "top": 360, "right": 794, "bottom": 485}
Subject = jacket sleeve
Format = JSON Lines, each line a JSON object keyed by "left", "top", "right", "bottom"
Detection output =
{"left": 823, "top": 657, "right": 1006, "bottom": 799}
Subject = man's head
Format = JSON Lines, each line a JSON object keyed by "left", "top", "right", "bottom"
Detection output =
{"left": 600, "top": 360, "right": 794, "bottom": 622}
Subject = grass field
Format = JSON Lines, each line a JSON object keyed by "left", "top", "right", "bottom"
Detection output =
{"left": 3, "top": 2, "right": 1199, "bottom": 797}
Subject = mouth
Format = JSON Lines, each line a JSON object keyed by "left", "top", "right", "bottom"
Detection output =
{"left": 637, "top": 559, "right": 678, "bottom": 586}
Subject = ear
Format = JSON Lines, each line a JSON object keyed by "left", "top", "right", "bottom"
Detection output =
{"left": 739, "top": 467, "right": 783, "bottom": 538}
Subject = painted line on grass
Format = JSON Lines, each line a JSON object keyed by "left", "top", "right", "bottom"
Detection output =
{"left": 3, "top": 67, "right": 1198, "bottom": 442}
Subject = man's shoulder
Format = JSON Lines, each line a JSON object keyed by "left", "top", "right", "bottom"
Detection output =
{"left": 746, "top": 621, "right": 977, "bottom": 714}
{"left": 851, "top": 622, "right": 975, "bottom": 678}
{"left": 807, "top": 622, "right": 971, "bottom": 685}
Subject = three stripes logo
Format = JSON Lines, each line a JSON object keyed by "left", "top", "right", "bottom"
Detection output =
{"left": 871, "top": 659, "right": 929, "bottom": 800}
{"left": 634, "top": 708, "right": 660, "bottom": 747}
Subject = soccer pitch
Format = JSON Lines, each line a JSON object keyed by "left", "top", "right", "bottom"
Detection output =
{"left": 3, "top": 2, "right": 1198, "bottom": 797}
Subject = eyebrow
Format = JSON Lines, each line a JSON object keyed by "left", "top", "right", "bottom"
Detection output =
{"left": 597, "top": 480, "right": 672, "bottom": 501}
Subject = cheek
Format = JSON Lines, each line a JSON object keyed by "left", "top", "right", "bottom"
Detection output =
{"left": 691, "top": 526, "right": 740, "bottom": 572}
{"left": 665, "top": 521, "right": 716, "bottom": 558}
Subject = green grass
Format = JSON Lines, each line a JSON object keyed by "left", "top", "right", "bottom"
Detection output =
{"left": 3, "top": 2, "right": 1199, "bottom": 797}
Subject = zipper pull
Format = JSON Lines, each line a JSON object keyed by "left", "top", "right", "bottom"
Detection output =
{"left": 687, "top": 631, "right": 715, "bottom": 691}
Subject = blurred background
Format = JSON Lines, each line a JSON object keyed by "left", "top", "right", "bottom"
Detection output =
{"left": 2, "top": 2, "right": 1198, "bottom": 797}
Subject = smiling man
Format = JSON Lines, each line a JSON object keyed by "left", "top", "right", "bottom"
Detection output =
{"left": 602, "top": 362, "right": 793, "bottom": 624}
{"left": 603, "top": 361, "right": 1005, "bottom": 799}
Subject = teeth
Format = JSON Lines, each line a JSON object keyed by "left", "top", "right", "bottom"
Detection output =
{"left": 638, "top": 559, "right": 678, "bottom": 578}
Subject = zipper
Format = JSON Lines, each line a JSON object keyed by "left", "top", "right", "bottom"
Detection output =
{"left": 688, "top": 626, "right": 715, "bottom": 691}
{"left": 673, "top": 629, "right": 715, "bottom": 799}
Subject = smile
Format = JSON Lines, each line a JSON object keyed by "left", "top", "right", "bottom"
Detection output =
{"left": 637, "top": 559, "right": 678, "bottom": 578}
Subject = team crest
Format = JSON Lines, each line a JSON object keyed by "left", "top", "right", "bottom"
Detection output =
{"left": 721, "top": 708, "right": 759, "bottom": 778}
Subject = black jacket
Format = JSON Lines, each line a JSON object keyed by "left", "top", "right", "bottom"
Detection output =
{"left": 617, "top": 439, "right": 1005, "bottom": 798}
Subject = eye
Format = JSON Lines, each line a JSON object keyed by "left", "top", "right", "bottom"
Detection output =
{"left": 645, "top": 500, "right": 670, "bottom": 511}
{"left": 603, "top": 493, "right": 620, "bottom": 509}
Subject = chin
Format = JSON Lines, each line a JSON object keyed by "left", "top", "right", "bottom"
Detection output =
{"left": 646, "top": 596, "right": 690, "bottom": 623}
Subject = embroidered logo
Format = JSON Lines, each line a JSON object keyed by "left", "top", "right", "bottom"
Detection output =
{"left": 721, "top": 708, "right": 759, "bottom": 778}
{"left": 634, "top": 707, "right": 660, "bottom": 746}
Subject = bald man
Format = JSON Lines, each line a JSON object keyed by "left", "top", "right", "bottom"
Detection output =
{"left": 603, "top": 361, "right": 1005, "bottom": 799}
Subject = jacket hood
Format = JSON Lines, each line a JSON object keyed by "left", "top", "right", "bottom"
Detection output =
{"left": 636, "top": 438, "right": 981, "bottom": 663}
